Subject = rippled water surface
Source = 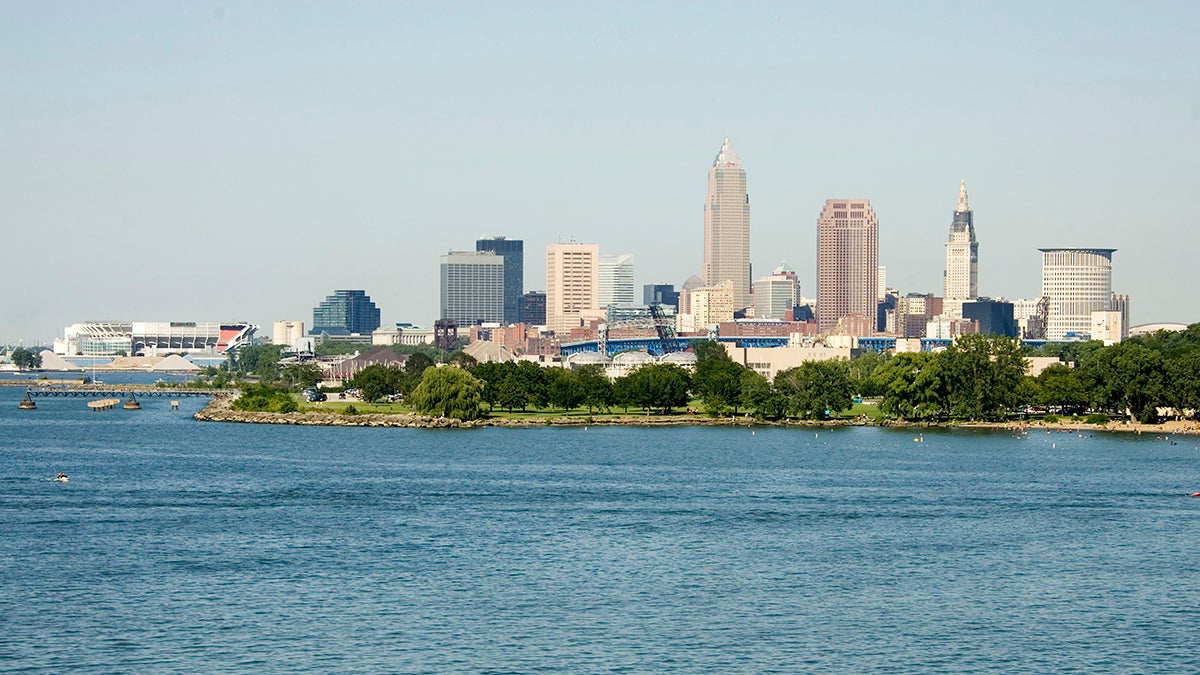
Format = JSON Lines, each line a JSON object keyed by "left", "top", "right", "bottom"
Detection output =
{"left": 3, "top": 387, "right": 1200, "bottom": 672}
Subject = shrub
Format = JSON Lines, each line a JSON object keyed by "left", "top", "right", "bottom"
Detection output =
{"left": 344, "top": 404, "right": 359, "bottom": 416}
{"left": 1085, "top": 413, "right": 1110, "bottom": 425}
{"left": 1043, "top": 414, "right": 1059, "bottom": 423}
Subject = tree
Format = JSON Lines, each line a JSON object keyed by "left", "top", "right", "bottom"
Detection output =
{"left": 693, "top": 358, "right": 746, "bottom": 415}
{"left": 547, "top": 368, "right": 584, "bottom": 411}
{"left": 614, "top": 363, "right": 692, "bottom": 414}
{"left": 409, "top": 367, "right": 484, "bottom": 420}
{"left": 1165, "top": 351, "right": 1200, "bottom": 419}
{"left": 690, "top": 340, "right": 731, "bottom": 364}
{"left": 576, "top": 365, "right": 613, "bottom": 414}
{"left": 774, "top": 360, "right": 855, "bottom": 420}
{"left": 470, "top": 361, "right": 505, "bottom": 411}
{"left": 10, "top": 347, "right": 41, "bottom": 370}
{"left": 1080, "top": 342, "right": 1166, "bottom": 422}
{"left": 446, "top": 350, "right": 478, "bottom": 369}
{"left": 497, "top": 373, "right": 530, "bottom": 412}
{"left": 740, "top": 369, "right": 785, "bottom": 420}
{"left": 847, "top": 350, "right": 888, "bottom": 398}
{"left": 281, "top": 362, "right": 323, "bottom": 389}
{"left": 351, "top": 364, "right": 405, "bottom": 403}
{"left": 1033, "top": 363, "right": 1087, "bottom": 412}
{"left": 939, "top": 335, "right": 1027, "bottom": 420}
{"left": 873, "top": 352, "right": 947, "bottom": 420}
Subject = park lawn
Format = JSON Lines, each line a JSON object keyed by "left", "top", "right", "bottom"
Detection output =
{"left": 846, "top": 401, "right": 884, "bottom": 421}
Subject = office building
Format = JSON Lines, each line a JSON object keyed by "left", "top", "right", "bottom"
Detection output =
{"left": 546, "top": 241, "right": 601, "bottom": 335}
{"left": 643, "top": 283, "right": 680, "bottom": 311}
{"left": 598, "top": 253, "right": 635, "bottom": 308}
{"left": 440, "top": 251, "right": 505, "bottom": 327}
{"left": 703, "top": 138, "right": 751, "bottom": 311}
{"left": 475, "top": 236, "right": 524, "bottom": 324}
{"left": 752, "top": 263, "right": 800, "bottom": 321}
{"left": 1040, "top": 248, "right": 1116, "bottom": 340}
{"left": 312, "top": 290, "right": 381, "bottom": 336}
{"left": 817, "top": 199, "right": 879, "bottom": 334}
{"left": 962, "top": 299, "right": 1016, "bottom": 337}
{"left": 520, "top": 291, "right": 546, "bottom": 326}
{"left": 678, "top": 280, "right": 735, "bottom": 334}
{"left": 943, "top": 180, "right": 979, "bottom": 319}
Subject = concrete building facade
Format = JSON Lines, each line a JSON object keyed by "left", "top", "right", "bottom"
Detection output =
{"left": 702, "top": 138, "right": 751, "bottom": 311}
{"left": 817, "top": 199, "right": 879, "bottom": 334}
{"left": 943, "top": 180, "right": 979, "bottom": 319}
{"left": 440, "top": 251, "right": 505, "bottom": 327}
{"left": 546, "top": 242, "right": 601, "bottom": 335}
{"left": 1040, "top": 248, "right": 1116, "bottom": 340}
{"left": 475, "top": 236, "right": 524, "bottom": 324}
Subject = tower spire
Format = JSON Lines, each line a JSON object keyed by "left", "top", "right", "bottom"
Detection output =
{"left": 957, "top": 179, "right": 969, "bottom": 212}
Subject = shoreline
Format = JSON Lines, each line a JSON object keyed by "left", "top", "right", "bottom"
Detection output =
{"left": 192, "top": 395, "right": 1200, "bottom": 435}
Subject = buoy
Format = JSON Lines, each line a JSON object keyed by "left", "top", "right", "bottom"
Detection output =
{"left": 19, "top": 393, "right": 36, "bottom": 410}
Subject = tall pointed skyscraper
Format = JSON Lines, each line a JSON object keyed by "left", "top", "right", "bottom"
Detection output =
{"left": 943, "top": 179, "right": 978, "bottom": 319}
{"left": 703, "top": 138, "right": 751, "bottom": 311}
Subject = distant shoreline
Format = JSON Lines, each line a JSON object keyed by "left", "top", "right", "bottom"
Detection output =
{"left": 191, "top": 395, "right": 1200, "bottom": 435}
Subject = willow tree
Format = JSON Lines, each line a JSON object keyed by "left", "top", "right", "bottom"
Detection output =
{"left": 409, "top": 367, "right": 484, "bottom": 420}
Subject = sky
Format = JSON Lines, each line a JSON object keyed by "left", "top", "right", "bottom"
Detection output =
{"left": 2, "top": 1, "right": 1198, "bottom": 345}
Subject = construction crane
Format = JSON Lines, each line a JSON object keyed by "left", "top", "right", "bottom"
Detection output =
{"left": 647, "top": 304, "right": 683, "bottom": 355}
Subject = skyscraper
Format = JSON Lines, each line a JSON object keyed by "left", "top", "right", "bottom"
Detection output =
{"left": 475, "top": 236, "right": 524, "bottom": 324}
{"left": 943, "top": 179, "right": 979, "bottom": 319}
{"left": 752, "top": 263, "right": 799, "bottom": 321}
{"left": 703, "top": 138, "right": 751, "bottom": 311}
{"left": 817, "top": 199, "right": 879, "bottom": 334}
{"left": 598, "top": 253, "right": 635, "bottom": 308}
{"left": 311, "top": 290, "right": 381, "bottom": 336}
{"left": 545, "top": 242, "right": 600, "bottom": 335}
{"left": 1040, "top": 247, "right": 1116, "bottom": 340}
{"left": 440, "top": 251, "right": 505, "bottom": 327}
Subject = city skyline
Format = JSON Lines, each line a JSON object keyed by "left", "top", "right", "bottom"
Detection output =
{"left": 3, "top": 3, "right": 1198, "bottom": 343}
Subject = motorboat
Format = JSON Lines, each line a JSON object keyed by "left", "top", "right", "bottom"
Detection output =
{"left": 55, "top": 473, "right": 69, "bottom": 483}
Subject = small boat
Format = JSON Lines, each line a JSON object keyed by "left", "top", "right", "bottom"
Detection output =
{"left": 55, "top": 473, "right": 69, "bottom": 483}
{"left": 1191, "top": 492, "right": 1200, "bottom": 498}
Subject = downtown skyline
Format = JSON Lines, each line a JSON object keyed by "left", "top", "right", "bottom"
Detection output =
{"left": 3, "top": 3, "right": 1197, "bottom": 343}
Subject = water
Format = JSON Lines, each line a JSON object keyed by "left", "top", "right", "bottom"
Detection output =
{"left": 3, "top": 386, "right": 1199, "bottom": 673}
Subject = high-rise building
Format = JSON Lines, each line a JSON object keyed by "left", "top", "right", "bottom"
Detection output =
{"left": 963, "top": 299, "right": 1017, "bottom": 337}
{"left": 546, "top": 242, "right": 600, "bottom": 335}
{"left": 272, "top": 320, "right": 305, "bottom": 347}
{"left": 475, "top": 236, "right": 524, "bottom": 324}
{"left": 703, "top": 138, "right": 751, "bottom": 311}
{"left": 817, "top": 199, "right": 879, "bottom": 334}
{"left": 752, "top": 263, "right": 799, "bottom": 321}
{"left": 1040, "top": 248, "right": 1116, "bottom": 340}
{"left": 311, "top": 290, "right": 381, "bottom": 336}
{"left": 643, "top": 283, "right": 679, "bottom": 311}
{"left": 598, "top": 253, "right": 635, "bottom": 308}
{"left": 520, "top": 291, "right": 546, "bottom": 326}
{"left": 679, "top": 280, "right": 735, "bottom": 333}
{"left": 943, "top": 180, "right": 979, "bottom": 319}
{"left": 440, "top": 251, "right": 505, "bottom": 327}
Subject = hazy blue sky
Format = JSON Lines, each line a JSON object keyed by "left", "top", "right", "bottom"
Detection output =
{"left": 3, "top": 1, "right": 1197, "bottom": 345}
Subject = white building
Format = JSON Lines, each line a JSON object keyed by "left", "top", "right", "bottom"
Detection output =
{"left": 943, "top": 180, "right": 978, "bottom": 319}
{"left": 56, "top": 321, "right": 257, "bottom": 356}
{"left": 1090, "top": 310, "right": 1125, "bottom": 345}
{"left": 440, "top": 250, "right": 505, "bottom": 327}
{"left": 752, "top": 263, "right": 799, "bottom": 321}
{"left": 273, "top": 320, "right": 305, "bottom": 347}
{"left": 1040, "top": 248, "right": 1116, "bottom": 341}
{"left": 598, "top": 253, "right": 635, "bottom": 308}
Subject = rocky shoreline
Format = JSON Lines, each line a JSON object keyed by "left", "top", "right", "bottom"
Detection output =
{"left": 193, "top": 395, "right": 1200, "bottom": 435}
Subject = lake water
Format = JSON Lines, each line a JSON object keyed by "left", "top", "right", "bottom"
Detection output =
{"left": 3, "top": 384, "right": 1199, "bottom": 672}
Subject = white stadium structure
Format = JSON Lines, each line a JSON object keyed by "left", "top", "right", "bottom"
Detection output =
{"left": 54, "top": 321, "right": 258, "bottom": 357}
